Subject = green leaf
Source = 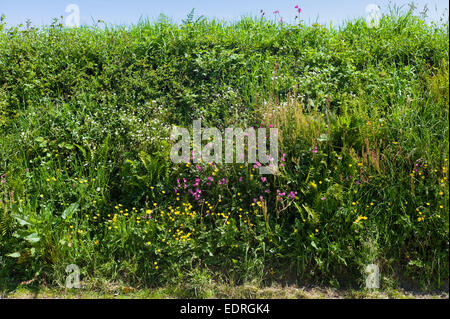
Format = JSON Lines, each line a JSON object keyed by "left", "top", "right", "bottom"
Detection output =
{"left": 318, "top": 133, "right": 329, "bottom": 142}
{"left": 6, "top": 252, "right": 21, "bottom": 258}
{"left": 13, "top": 215, "right": 31, "bottom": 226}
{"left": 24, "top": 232, "right": 40, "bottom": 243}
{"left": 62, "top": 202, "right": 79, "bottom": 220}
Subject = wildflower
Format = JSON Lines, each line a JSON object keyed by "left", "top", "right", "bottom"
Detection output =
{"left": 288, "top": 191, "right": 297, "bottom": 199}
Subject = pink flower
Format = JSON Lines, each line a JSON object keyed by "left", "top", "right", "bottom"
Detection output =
{"left": 261, "top": 177, "right": 267, "bottom": 183}
{"left": 273, "top": 10, "right": 279, "bottom": 14}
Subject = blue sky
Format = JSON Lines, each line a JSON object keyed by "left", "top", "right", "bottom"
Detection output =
{"left": 1, "top": 0, "right": 448, "bottom": 27}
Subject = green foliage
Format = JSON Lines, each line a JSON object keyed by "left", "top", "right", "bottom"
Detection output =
{"left": 0, "top": 10, "right": 448, "bottom": 292}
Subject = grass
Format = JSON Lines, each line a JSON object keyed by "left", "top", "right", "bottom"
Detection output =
{"left": 0, "top": 5, "right": 449, "bottom": 297}
{"left": 3, "top": 283, "right": 448, "bottom": 299}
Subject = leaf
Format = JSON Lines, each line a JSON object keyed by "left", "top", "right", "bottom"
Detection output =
{"left": 318, "top": 133, "right": 329, "bottom": 142}
{"left": 7, "top": 252, "right": 21, "bottom": 258}
{"left": 62, "top": 202, "right": 79, "bottom": 220}
{"left": 24, "top": 233, "right": 40, "bottom": 243}
{"left": 13, "top": 215, "right": 31, "bottom": 226}
{"left": 302, "top": 204, "right": 320, "bottom": 224}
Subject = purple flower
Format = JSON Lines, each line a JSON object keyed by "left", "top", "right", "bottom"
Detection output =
{"left": 288, "top": 191, "right": 297, "bottom": 199}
